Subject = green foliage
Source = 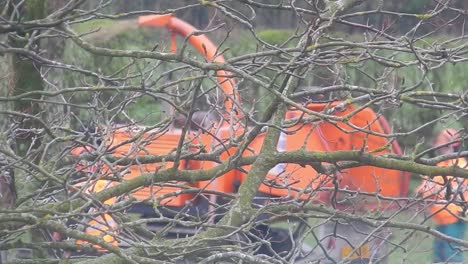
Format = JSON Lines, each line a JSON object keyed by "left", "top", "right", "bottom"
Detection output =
{"left": 62, "top": 20, "right": 170, "bottom": 126}
{"left": 62, "top": 20, "right": 467, "bottom": 146}
{"left": 222, "top": 30, "right": 257, "bottom": 58}
{"left": 63, "top": 20, "right": 221, "bottom": 126}
{"left": 399, "top": 0, "right": 431, "bottom": 13}
{"left": 72, "top": 19, "right": 116, "bottom": 35}
{"left": 24, "top": 0, "right": 46, "bottom": 20}
{"left": 257, "top": 29, "right": 295, "bottom": 46}
{"left": 342, "top": 50, "right": 467, "bottom": 150}
{"left": 8, "top": 0, "right": 46, "bottom": 160}
{"left": 125, "top": 96, "right": 162, "bottom": 125}
{"left": 221, "top": 29, "right": 300, "bottom": 117}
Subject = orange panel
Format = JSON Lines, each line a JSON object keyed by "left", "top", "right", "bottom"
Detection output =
{"left": 256, "top": 125, "right": 328, "bottom": 198}
{"left": 249, "top": 109, "right": 350, "bottom": 199}
{"left": 246, "top": 104, "right": 407, "bottom": 202}
{"left": 72, "top": 129, "right": 199, "bottom": 207}
{"left": 343, "top": 107, "right": 405, "bottom": 197}
{"left": 109, "top": 129, "right": 197, "bottom": 207}
{"left": 196, "top": 128, "right": 243, "bottom": 194}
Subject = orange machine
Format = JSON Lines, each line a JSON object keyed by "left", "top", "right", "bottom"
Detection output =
{"left": 109, "top": 127, "right": 198, "bottom": 206}
{"left": 72, "top": 13, "right": 408, "bottom": 208}
{"left": 201, "top": 102, "right": 408, "bottom": 205}
{"left": 71, "top": 15, "right": 409, "bottom": 247}
{"left": 70, "top": 15, "right": 242, "bottom": 248}
{"left": 72, "top": 14, "right": 239, "bottom": 207}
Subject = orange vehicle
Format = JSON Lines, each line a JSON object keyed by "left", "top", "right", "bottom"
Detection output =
{"left": 72, "top": 14, "right": 238, "bottom": 207}
{"left": 70, "top": 14, "right": 409, "bottom": 255}
{"left": 138, "top": 14, "right": 408, "bottom": 203}
{"left": 239, "top": 103, "right": 407, "bottom": 205}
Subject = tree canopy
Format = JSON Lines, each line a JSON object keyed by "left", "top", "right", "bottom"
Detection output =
{"left": 0, "top": 1, "right": 467, "bottom": 263}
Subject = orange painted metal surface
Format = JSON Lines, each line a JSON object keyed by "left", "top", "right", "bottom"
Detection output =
{"left": 196, "top": 127, "right": 244, "bottom": 194}
{"left": 342, "top": 107, "right": 400, "bottom": 197}
{"left": 108, "top": 128, "right": 196, "bottom": 206}
{"left": 71, "top": 147, "right": 118, "bottom": 248}
{"left": 230, "top": 104, "right": 408, "bottom": 201}
{"left": 135, "top": 15, "right": 409, "bottom": 201}
{"left": 72, "top": 129, "right": 198, "bottom": 207}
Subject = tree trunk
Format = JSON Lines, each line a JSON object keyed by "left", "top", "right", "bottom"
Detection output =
{"left": 8, "top": 0, "right": 46, "bottom": 178}
{"left": 4, "top": 0, "right": 48, "bottom": 259}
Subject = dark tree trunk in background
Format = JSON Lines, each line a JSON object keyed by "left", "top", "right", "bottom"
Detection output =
{"left": 2, "top": 0, "right": 48, "bottom": 260}
{"left": 8, "top": 0, "right": 46, "bottom": 157}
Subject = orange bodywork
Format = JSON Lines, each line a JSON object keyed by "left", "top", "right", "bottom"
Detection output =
{"left": 76, "top": 194, "right": 118, "bottom": 250}
{"left": 71, "top": 148, "right": 118, "bottom": 248}
{"left": 229, "top": 103, "right": 408, "bottom": 202}
{"left": 344, "top": 107, "right": 404, "bottom": 197}
{"left": 107, "top": 128, "right": 197, "bottom": 206}
{"left": 72, "top": 106, "right": 407, "bottom": 210}
{"left": 195, "top": 127, "right": 245, "bottom": 194}
{"left": 72, "top": 128, "right": 198, "bottom": 207}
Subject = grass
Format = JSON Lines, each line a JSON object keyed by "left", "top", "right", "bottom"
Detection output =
{"left": 72, "top": 19, "right": 139, "bottom": 44}
{"left": 271, "top": 205, "right": 467, "bottom": 263}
